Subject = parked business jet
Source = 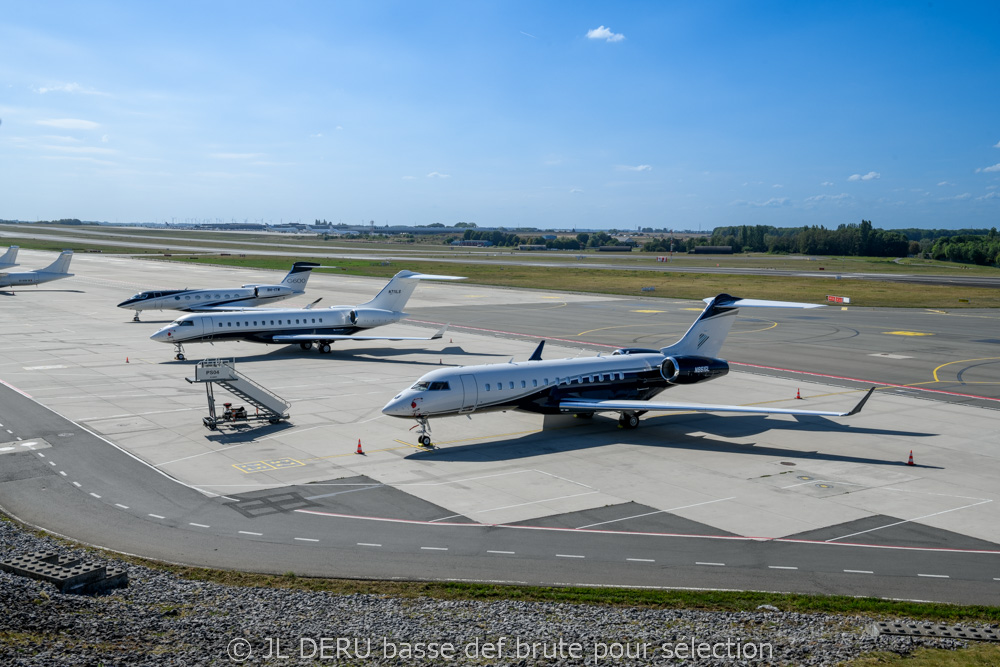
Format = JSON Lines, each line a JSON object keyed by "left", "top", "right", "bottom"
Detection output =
{"left": 0, "top": 250, "right": 74, "bottom": 292}
{"left": 150, "top": 270, "right": 464, "bottom": 360}
{"left": 383, "top": 294, "right": 875, "bottom": 446}
{"left": 118, "top": 261, "right": 321, "bottom": 321}
{"left": 0, "top": 246, "right": 19, "bottom": 269}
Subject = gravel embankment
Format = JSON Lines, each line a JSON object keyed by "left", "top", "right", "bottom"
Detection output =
{"left": 0, "top": 518, "right": 976, "bottom": 665}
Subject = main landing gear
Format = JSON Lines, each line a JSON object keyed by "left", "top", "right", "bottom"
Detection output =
{"left": 411, "top": 416, "right": 433, "bottom": 447}
{"left": 173, "top": 342, "right": 186, "bottom": 361}
{"left": 618, "top": 411, "right": 640, "bottom": 430}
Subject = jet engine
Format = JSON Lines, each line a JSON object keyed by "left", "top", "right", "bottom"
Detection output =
{"left": 659, "top": 356, "right": 729, "bottom": 385}
{"left": 348, "top": 308, "right": 396, "bottom": 327}
{"left": 242, "top": 284, "right": 295, "bottom": 298}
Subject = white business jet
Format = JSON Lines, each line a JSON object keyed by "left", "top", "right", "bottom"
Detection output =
{"left": 0, "top": 250, "right": 74, "bottom": 292}
{"left": 118, "top": 261, "right": 321, "bottom": 321}
{"left": 0, "top": 246, "right": 19, "bottom": 269}
{"left": 383, "top": 294, "right": 875, "bottom": 446}
{"left": 150, "top": 270, "right": 464, "bottom": 360}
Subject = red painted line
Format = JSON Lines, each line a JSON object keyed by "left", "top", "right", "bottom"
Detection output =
{"left": 294, "top": 509, "right": 1000, "bottom": 555}
{"left": 0, "top": 378, "right": 32, "bottom": 399}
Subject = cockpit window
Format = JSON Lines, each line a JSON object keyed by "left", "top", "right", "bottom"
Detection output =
{"left": 411, "top": 381, "right": 431, "bottom": 391}
{"left": 428, "top": 381, "right": 450, "bottom": 391}
{"left": 180, "top": 320, "right": 194, "bottom": 326}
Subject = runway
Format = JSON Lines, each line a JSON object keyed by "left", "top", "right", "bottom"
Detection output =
{"left": 1, "top": 250, "right": 999, "bottom": 604}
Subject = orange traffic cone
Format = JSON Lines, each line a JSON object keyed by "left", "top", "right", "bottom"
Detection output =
{"left": 356, "top": 439, "right": 364, "bottom": 455}
{"left": 126, "top": 357, "right": 129, "bottom": 363}
{"left": 907, "top": 450, "right": 914, "bottom": 466}
{"left": 795, "top": 388, "right": 802, "bottom": 399}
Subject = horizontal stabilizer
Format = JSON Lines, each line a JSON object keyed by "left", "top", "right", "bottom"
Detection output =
{"left": 702, "top": 296, "right": 824, "bottom": 309}
{"left": 559, "top": 387, "right": 875, "bottom": 418}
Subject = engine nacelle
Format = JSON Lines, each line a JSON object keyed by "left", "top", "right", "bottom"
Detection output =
{"left": 244, "top": 284, "right": 295, "bottom": 298}
{"left": 349, "top": 308, "right": 397, "bottom": 328}
{"left": 659, "top": 356, "right": 729, "bottom": 385}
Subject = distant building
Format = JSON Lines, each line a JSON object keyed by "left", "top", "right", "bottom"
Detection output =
{"left": 597, "top": 245, "right": 632, "bottom": 252}
{"left": 452, "top": 239, "right": 494, "bottom": 247}
{"left": 518, "top": 245, "right": 548, "bottom": 251}
{"left": 691, "top": 246, "right": 733, "bottom": 254}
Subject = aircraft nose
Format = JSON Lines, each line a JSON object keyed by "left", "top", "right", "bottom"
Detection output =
{"left": 150, "top": 328, "right": 172, "bottom": 343}
{"left": 116, "top": 299, "right": 134, "bottom": 308}
{"left": 382, "top": 394, "right": 414, "bottom": 417}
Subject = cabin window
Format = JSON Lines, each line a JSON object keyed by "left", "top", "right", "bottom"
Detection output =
{"left": 496, "top": 383, "right": 502, "bottom": 391}
{"left": 532, "top": 379, "right": 538, "bottom": 387}
{"left": 521, "top": 380, "right": 526, "bottom": 388}
{"left": 227, "top": 322, "right": 232, "bottom": 327}
{"left": 544, "top": 378, "right": 549, "bottom": 385}
{"left": 195, "top": 295, "right": 201, "bottom": 300}
{"left": 484, "top": 384, "right": 490, "bottom": 391}
{"left": 296, "top": 319, "right": 300, "bottom": 324}
{"left": 253, "top": 321, "right": 257, "bottom": 326}
{"left": 225, "top": 294, "right": 231, "bottom": 298}
{"left": 236, "top": 322, "right": 240, "bottom": 327}
{"left": 218, "top": 323, "right": 223, "bottom": 328}
{"left": 215, "top": 294, "right": 220, "bottom": 298}
{"left": 184, "top": 296, "right": 190, "bottom": 300}
{"left": 174, "top": 296, "right": 180, "bottom": 301}
{"left": 509, "top": 381, "right": 514, "bottom": 389}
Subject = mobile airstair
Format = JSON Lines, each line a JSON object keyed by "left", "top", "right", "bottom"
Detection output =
{"left": 186, "top": 359, "right": 290, "bottom": 430}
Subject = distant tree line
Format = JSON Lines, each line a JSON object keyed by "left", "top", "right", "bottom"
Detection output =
{"left": 930, "top": 228, "right": 1000, "bottom": 266}
{"left": 455, "top": 230, "right": 630, "bottom": 250}
{"left": 704, "top": 220, "right": 909, "bottom": 257}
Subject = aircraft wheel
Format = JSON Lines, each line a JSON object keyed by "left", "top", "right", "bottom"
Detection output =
{"left": 300, "top": 342, "right": 312, "bottom": 351}
{"left": 619, "top": 413, "right": 639, "bottom": 429}
{"left": 419, "top": 435, "right": 432, "bottom": 447}
{"left": 319, "top": 343, "right": 331, "bottom": 354}
{"left": 175, "top": 353, "right": 185, "bottom": 361}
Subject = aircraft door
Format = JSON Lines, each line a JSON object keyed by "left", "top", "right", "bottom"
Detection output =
{"left": 459, "top": 374, "right": 478, "bottom": 413}
{"left": 203, "top": 316, "right": 214, "bottom": 341}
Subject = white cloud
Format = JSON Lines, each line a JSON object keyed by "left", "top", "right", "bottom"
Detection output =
{"left": 426, "top": 171, "right": 450, "bottom": 178}
{"left": 940, "top": 193, "right": 971, "bottom": 201}
{"left": 34, "top": 82, "right": 106, "bottom": 96}
{"left": 310, "top": 133, "right": 323, "bottom": 138}
{"left": 772, "top": 183, "right": 783, "bottom": 188}
{"left": 36, "top": 118, "right": 99, "bottom": 130}
{"left": 731, "top": 197, "right": 790, "bottom": 207}
{"left": 848, "top": 171, "right": 880, "bottom": 182}
{"left": 616, "top": 164, "right": 652, "bottom": 172}
{"left": 570, "top": 187, "right": 583, "bottom": 194}
{"left": 520, "top": 31, "right": 537, "bottom": 38}
{"left": 937, "top": 181, "right": 953, "bottom": 186}
{"left": 820, "top": 181, "right": 834, "bottom": 186}
{"left": 976, "top": 163, "right": 1000, "bottom": 173}
{"left": 209, "top": 153, "right": 264, "bottom": 160}
{"left": 42, "top": 144, "right": 116, "bottom": 155}
{"left": 401, "top": 175, "right": 416, "bottom": 180}
{"left": 994, "top": 140, "right": 1000, "bottom": 148}
{"left": 804, "top": 193, "right": 851, "bottom": 203}
{"left": 586, "top": 25, "right": 624, "bottom": 42}
{"left": 40, "top": 155, "right": 115, "bottom": 166}
{"left": 976, "top": 191, "right": 999, "bottom": 200}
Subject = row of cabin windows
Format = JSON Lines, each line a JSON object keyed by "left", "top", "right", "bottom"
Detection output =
{"left": 175, "top": 293, "right": 241, "bottom": 301}
{"left": 217, "top": 317, "right": 325, "bottom": 328}
{"left": 483, "top": 371, "right": 625, "bottom": 392}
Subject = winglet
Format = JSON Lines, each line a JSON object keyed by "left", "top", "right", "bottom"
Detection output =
{"left": 430, "top": 323, "right": 449, "bottom": 340}
{"left": 528, "top": 340, "right": 545, "bottom": 361}
{"left": 845, "top": 386, "right": 876, "bottom": 416}
{"left": 304, "top": 298, "right": 323, "bottom": 310}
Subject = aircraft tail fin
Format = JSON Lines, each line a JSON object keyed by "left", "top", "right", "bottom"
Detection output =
{"left": 41, "top": 250, "right": 74, "bottom": 275}
{"left": 0, "top": 246, "right": 18, "bottom": 268}
{"left": 660, "top": 294, "right": 824, "bottom": 359}
{"left": 360, "top": 271, "right": 465, "bottom": 312}
{"left": 280, "top": 262, "right": 321, "bottom": 293}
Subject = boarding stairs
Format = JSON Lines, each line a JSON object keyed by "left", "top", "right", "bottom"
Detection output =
{"left": 186, "top": 359, "right": 290, "bottom": 429}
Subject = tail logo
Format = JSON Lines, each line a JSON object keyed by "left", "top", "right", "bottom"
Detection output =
{"left": 697, "top": 333, "right": 710, "bottom": 349}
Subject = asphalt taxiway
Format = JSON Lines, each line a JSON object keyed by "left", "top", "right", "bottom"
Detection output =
{"left": 1, "top": 251, "right": 999, "bottom": 604}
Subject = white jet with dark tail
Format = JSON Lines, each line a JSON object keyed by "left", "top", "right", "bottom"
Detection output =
{"left": 383, "top": 294, "right": 875, "bottom": 446}
{"left": 0, "top": 250, "right": 74, "bottom": 291}
{"left": 150, "top": 270, "right": 464, "bottom": 360}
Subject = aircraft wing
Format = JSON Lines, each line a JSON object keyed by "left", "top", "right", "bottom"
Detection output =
{"left": 559, "top": 387, "right": 875, "bottom": 418}
{"left": 273, "top": 324, "right": 449, "bottom": 343}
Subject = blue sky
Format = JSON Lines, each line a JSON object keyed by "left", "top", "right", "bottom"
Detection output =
{"left": 1, "top": 1, "right": 998, "bottom": 231}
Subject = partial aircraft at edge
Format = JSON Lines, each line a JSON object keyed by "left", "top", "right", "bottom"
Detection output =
{"left": 149, "top": 270, "right": 465, "bottom": 360}
{"left": 383, "top": 294, "right": 875, "bottom": 446}
{"left": 0, "top": 250, "right": 74, "bottom": 291}
{"left": 118, "top": 261, "right": 321, "bottom": 321}
{"left": 0, "top": 246, "right": 19, "bottom": 269}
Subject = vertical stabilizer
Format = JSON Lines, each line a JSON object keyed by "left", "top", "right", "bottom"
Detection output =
{"left": 280, "top": 262, "right": 320, "bottom": 293}
{"left": 360, "top": 271, "right": 465, "bottom": 312}
{"left": 0, "top": 246, "right": 18, "bottom": 268}
{"left": 41, "top": 250, "right": 74, "bottom": 275}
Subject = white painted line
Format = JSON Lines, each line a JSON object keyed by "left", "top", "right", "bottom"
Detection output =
{"left": 487, "top": 550, "right": 515, "bottom": 555}
{"left": 918, "top": 574, "right": 950, "bottom": 579}
{"left": 115, "top": 504, "right": 129, "bottom": 510}
{"left": 697, "top": 562, "right": 726, "bottom": 566}
{"left": 36, "top": 451, "right": 44, "bottom": 457}
{"left": 238, "top": 531, "right": 263, "bottom": 536}
{"left": 421, "top": 546, "right": 448, "bottom": 551}
{"left": 294, "top": 537, "right": 319, "bottom": 542}
{"left": 557, "top": 554, "right": 585, "bottom": 559}
{"left": 627, "top": 558, "right": 655, "bottom": 563}
{"left": 768, "top": 566, "right": 798, "bottom": 570}
{"left": 89, "top": 492, "right": 101, "bottom": 499}
{"left": 994, "top": 578, "right": 1000, "bottom": 581}
{"left": 462, "top": 491, "right": 600, "bottom": 517}
{"left": 72, "top": 482, "right": 81, "bottom": 488}
{"left": 576, "top": 497, "right": 736, "bottom": 530}
{"left": 49, "top": 461, "right": 55, "bottom": 466}
{"left": 189, "top": 523, "right": 210, "bottom": 528}
{"left": 15, "top": 437, "right": 21, "bottom": 441}
{"left": 827, "top": 500, "right": 993, "bottom": 542}
{"left": 59, "top": 471, "right": 66, "bottom": 476}
{"left": 148, "top": 514, "right": 165, "bottom": 519}
{"left": 358, "top": 543, "right": 382, "bottom": 547}
{"left": 5, "top": 430, "right": 11, "bottom": 434}
{"left": 844, "top": 570, "right": 874, "bottom": 574}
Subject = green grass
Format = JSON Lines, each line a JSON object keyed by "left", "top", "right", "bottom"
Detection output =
{"left": 849, "top": 644, "right": 1000, "bottom": 666}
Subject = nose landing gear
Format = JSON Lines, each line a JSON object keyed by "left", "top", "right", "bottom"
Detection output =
{"left": 173, "top": 342, "right": 186, "bottom": 361}
{"left": 412, "top": 416, "right": 433, "bottom": 447}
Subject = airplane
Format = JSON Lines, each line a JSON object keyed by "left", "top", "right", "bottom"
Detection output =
{"left": 117, "top": 261, "right": 322, "bottom": 321}
{"left": 0, "top": 250, "right": 74, "bottom": 292}
{"left": 382, "top": 294, "right": 875, "bottom": 446}
{"left": 0, "top": 246, "right": 19, "bottom": 269}
{"left": 150, "top": 270, "right": 465, "bottom": 360}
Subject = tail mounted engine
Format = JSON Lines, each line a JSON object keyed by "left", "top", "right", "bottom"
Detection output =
{"left": 660, "top": 356, "right": 729, "bottom": 385}
{"left": 349, "top": 307, "right": 396, "bottom": 328}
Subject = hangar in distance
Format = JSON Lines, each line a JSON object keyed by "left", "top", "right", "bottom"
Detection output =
{"left": 383, "top": 294, "right": 874, "bottom": 446}
{"left": 150, "top": 270, "right": 464, "bottom": 360}
{"left": 117, "top": 261, "right": 321, "bottom": 321}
